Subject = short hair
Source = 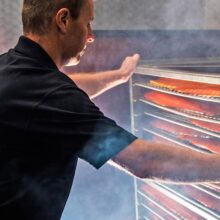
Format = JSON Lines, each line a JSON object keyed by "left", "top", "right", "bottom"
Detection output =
{"left": 22, "top": 0, "right": 84, "bottom": 35}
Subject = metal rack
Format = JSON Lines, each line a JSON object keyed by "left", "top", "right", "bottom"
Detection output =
{"left": 130, "top": 62, "right": 220, "bottom": 220}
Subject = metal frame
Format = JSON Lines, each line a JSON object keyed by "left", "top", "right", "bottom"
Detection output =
{"left": 130, "top": 63, "right": 220, "bottom": 220}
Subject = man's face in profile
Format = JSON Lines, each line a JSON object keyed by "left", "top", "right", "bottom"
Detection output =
{"left": 65, "top": 0, "right": 94, "bottom": 66}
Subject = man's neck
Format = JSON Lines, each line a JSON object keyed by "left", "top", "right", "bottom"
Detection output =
{"left": 24, "top": 33, "right": 62, "bottom": 68}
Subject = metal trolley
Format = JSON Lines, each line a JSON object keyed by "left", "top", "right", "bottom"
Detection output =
{"left": 130, "top": 60, "right": 220, "bottom": 220}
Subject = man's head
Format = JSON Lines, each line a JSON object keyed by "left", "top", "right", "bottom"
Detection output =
{"left": 22, "top": 0, "right": 84, "bottom": 35}
{"left": 22, "top": 0, "right": 94, "bottom": 67}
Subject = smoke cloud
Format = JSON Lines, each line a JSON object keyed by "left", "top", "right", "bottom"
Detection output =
{"left": 1, "top": 0, "right": 220, "bottom": 220}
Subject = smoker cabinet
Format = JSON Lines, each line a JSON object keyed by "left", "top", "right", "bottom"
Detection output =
{"left": 130, "top": 60, "right": 220, "bottom": 220}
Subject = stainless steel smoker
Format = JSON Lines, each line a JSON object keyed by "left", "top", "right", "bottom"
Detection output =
{"left": 130, "top": 59, "right": 220, "bottom": 220}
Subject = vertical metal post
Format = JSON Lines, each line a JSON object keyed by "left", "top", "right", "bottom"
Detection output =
{"left": 134, "top": 177, "right": 139, "bottom": 220}
{"left": 129, "top": 75, "right": 135, "bottom": 135}
{"left": 129, "top": 75, "right": 139, "bottom": 220}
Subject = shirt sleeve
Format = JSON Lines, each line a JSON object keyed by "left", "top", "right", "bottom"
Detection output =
{"left": 28, "top": 85, "right": 137, "bottom": 169}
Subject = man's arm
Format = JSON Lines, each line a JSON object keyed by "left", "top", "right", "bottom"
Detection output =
{"left": 112, "top": 138, "right": 220, "bottom": 183}
{"left": 64, "top": 54, "right": 140, "bottom": 99}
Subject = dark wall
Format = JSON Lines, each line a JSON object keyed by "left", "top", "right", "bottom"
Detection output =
{"left": 62, "top": 30, "right": 220, "bottom": 220}
{"left": 64, "top": 30, "right": 220, "bottom": 130}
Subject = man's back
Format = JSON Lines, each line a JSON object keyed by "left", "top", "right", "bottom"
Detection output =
{"left": 0, "top": 37, "right": 80, "bottom": 220}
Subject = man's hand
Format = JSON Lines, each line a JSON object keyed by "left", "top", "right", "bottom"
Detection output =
{"left": 119, "top": 54, "right": 140, "bottom": 83}
{"left": 65, "top": 53, "right": 140, "bottom": 98}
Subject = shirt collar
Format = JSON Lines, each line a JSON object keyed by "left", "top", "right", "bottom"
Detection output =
{"left": 14, "top": 36, "right": 58, "bottom": 70}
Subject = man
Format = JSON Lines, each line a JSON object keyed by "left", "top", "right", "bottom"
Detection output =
{"left": 0, "top": 0, "right": 219, "bottom": 219}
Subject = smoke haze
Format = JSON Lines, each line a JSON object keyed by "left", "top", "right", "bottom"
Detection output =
{"left": 1, "top": 0, "right": 220, "bottom": 220}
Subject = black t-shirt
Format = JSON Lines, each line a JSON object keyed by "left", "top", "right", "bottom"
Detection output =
{"left": 0, "top": 36, "right": 137, "bottom": 220}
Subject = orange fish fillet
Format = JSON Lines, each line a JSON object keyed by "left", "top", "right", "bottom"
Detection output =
{"left": 178, "top": 88, "right": 220, "bottom": 97}
{"left": 149, "top": 78, "right": 205, "bottom": 89}
{"left": 150, "top": 120, "right": 220, "bottom": 153}
{"left": 144, "top": 91, "right": 219, "bottom": 116}
{"left": 191, "top": 119, "right": 220, "bottom": 133}
{"left": 188, "top": 136, "right": 220, "bottom": 154}
{"left": 142, "top": 185, "right": 205, "bottom": 220}
{"left": 150, "top": 119, "right": 200, "bottom": 139}
{"left": 177, "top": 185, "right": 220, "bottom": 211}
{"left": 149, "top": 78, "right": 220, "bottom": 97}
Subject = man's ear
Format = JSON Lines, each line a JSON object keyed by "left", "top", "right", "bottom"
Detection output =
{"left": 55, "top": 8, "right": 71, "bottom": 33}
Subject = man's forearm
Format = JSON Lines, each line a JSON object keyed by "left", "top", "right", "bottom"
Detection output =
{"left": 63, "top": 54, "right": 140, "bottom": 98}
{"left": 66, "top": 69, "right": 123, "bottom": 99}
{"left": 113, "top": 139, "right": 220, "bottom": 183}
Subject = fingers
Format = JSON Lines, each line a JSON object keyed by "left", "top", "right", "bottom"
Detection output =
{"left": 123, "top": 54, "right": 140, "bottom": 66}
{"left": 122, "top": 54, "right": 140, "bottom": 70}
{"left": 125, "top": 54, "right": 140, "bottom": 62}
{"left": 132, "top": 53, "right": 140, "bottom": 62}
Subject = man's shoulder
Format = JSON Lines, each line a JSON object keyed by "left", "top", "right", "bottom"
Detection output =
{"left": 1, "top": 48, "right": 72, "bottom": 85}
